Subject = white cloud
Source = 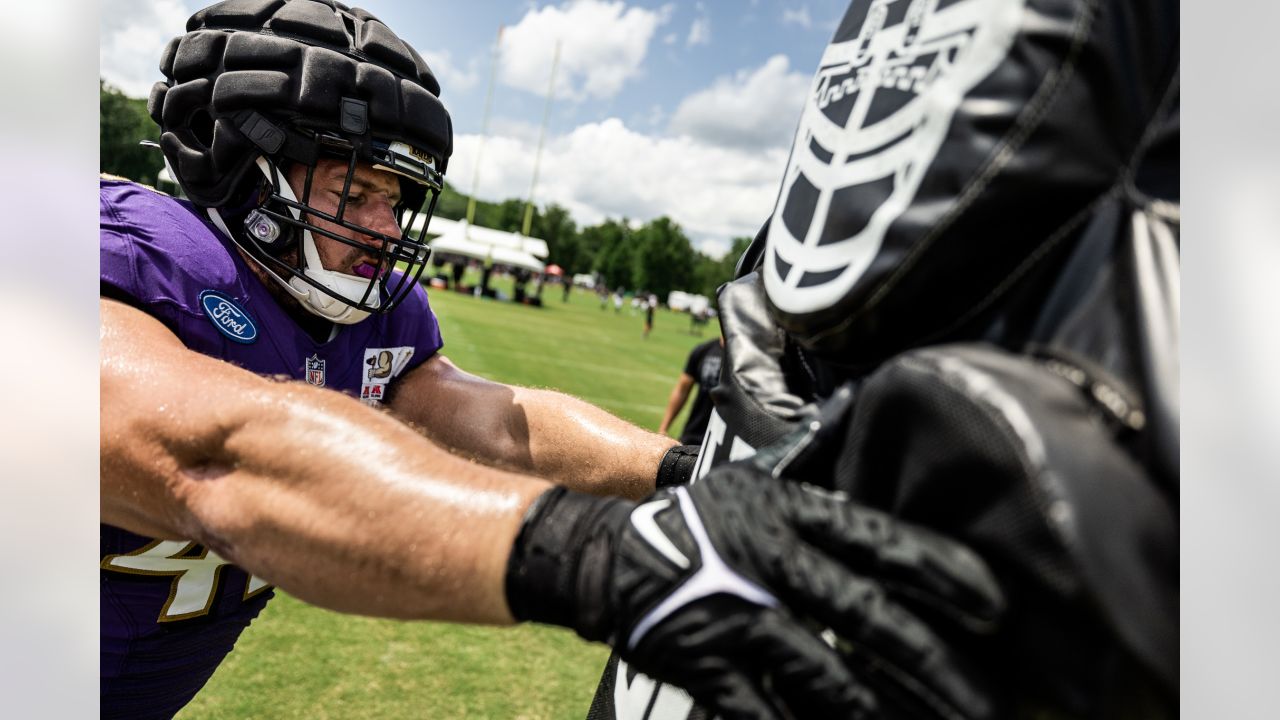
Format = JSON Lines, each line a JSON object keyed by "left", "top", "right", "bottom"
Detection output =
{"left": 686, "top": 16, "right": 711, "bottom": 47}
{"left": 668, "top": 55, "right": 811, "bottom": 151}
{"left": 782, "top": 5, "right": 813, "bottom": 29}
{"left": 449, "top": 117, "right": 787, "bottom": 253}
{"left": 699, "top": 238, "right": 731, "bottom": 261}
{"left": 663, "top": 32, "right": 678, "bottom": 45}
{"left": 498, "top": 0, "right": 673, "bottom": 102}
{"left": 100, "top": 0, "right": 191, "bottom": 98}
{"left": 420, "top": 50, "right": 480, "bottom": 94}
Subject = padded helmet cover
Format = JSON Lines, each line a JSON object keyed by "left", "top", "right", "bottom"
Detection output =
{"left": 149, "top": 0, "right": 453, "bottom": 207}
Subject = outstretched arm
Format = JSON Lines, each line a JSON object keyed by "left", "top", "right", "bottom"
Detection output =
{"left": 657, "top": 373, "right": 695, "bottom": 437}
{"left": 388, "top": 355, "right": 676, "bottom": 501}
{"left": 102, "top": 298, "right": 1004, "bottom": 719}
{"left": 100, "top": 298, "right": 547, "bottom": 624}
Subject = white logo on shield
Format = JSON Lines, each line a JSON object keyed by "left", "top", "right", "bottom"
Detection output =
{"left": 764, "top": 0, "right": 1025, "bottom": 314}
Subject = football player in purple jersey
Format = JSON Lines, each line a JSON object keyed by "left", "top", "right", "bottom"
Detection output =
{"left": 100, "top": 2, "right": 1001, "bottom": 719}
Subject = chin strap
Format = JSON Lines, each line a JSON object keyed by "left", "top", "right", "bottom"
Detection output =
{"left": 205, "top": 204, "right": 307, "bottom": 302}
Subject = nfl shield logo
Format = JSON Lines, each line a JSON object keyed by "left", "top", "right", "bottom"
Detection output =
{"left": 305, "top": 354, "right": 326, "bottom": 387}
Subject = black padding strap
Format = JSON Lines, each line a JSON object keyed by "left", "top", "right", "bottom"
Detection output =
{"left": 655, "top": 444, "right": 700, "bottom": 488}
{"left": 340, "top": 97, "right": 369, "bottom": 134}
{"left": 236, "top": 110, "right": 285, "bottom": 154}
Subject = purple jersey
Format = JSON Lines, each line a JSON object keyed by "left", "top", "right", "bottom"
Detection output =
{"left": 99, "top": 178, "right": 444, "bottom": 719}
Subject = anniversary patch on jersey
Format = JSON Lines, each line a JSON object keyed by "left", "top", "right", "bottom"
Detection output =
{"left": 360, "top": 346, "right": 415, "bottom": 403}
{"left": 764, "top": 0, "right": 1024, "bottom": 315}
{"left": 198, "top": 289, "right": 258, "bottom": 344}
{"left": 305, "top": 354, "right": 326, "bottom": 387}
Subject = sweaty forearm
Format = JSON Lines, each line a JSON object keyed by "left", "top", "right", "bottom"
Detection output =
{"left": 504, "top": 385, "right": 676, "bottom": 500}
{"left": 101, "top": 303, "right": 549, "bottom": 624}
{"left": 179, "top": 384, "right": 547, "bottom": 623}
{"left": 390, "top": 358, "right": 674, "bottom": 501}
{"left": 109, "top": 380, "right": 546, "bottom": 623}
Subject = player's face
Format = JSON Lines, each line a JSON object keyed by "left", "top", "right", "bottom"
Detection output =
{"left": 286, "top": 158, "right": 403, "bottom": 279}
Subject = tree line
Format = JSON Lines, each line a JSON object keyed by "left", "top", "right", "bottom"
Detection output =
{"left": 432, "top": 185, "right": 751, "bottom": 301}
{"left": 101, "top": 80, "right": 749, "bottom": 302}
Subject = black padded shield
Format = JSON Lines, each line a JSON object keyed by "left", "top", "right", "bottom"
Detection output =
{"left": 756, "top": 0, "right": 1178, "bottom": 367}
{"left": 829, "top": 344, "right": 1177, "bottom": 715}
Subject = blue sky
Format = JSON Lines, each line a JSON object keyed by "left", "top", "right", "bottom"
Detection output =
{"left": 101, "top": 0, "right": 851, "bottom": 256}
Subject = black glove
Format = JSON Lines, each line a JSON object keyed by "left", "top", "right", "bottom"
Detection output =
{"left": 505, "top": 464, "right": 1004, "bottom": 720}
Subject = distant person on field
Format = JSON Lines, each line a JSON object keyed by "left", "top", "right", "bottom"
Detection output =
{"left": 688, "top": 306, "right": 709, "bottom": 336}
{"left": 657, "top": 336, "right": 723, "bottom": 445}
{"left": 450, "top": 257, "right": 465, "bottom": 291}
{"left": 643, "top": 295, "right": 656, "bottom": 339}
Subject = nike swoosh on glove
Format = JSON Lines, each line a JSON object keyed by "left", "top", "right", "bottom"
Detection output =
{"left": 505, "top": 464, "right": 1005, "bottom": 720}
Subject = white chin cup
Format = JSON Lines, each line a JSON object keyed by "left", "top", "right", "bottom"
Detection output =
{"left": 256, "top": 157, "right": 383, "bottom": 325}
{"left": 288, "top": 271, "right": 378, "bottom": 325}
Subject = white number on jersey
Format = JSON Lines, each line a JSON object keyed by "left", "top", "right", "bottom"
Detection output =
{"left": 102, "top": 540, "right": 271, "bottom": 622}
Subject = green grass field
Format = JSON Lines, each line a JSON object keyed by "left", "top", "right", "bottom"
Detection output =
{"left": 178, "top": 276, "right": 719, "bottom": 719}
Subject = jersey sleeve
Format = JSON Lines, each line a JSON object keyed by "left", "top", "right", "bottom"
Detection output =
{"left": 100, "top": 180, "right": 183, "bottom": 331}
{"left": 100, "top": 178, "right": 245, "bottom": 335}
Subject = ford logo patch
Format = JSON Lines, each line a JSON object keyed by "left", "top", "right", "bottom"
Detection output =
{"left": 199, "top": 290, "right": 258, "bottom": 344}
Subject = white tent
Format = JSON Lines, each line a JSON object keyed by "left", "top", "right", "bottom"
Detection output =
{"left": 410, "top": 216, "right": 548, "bottom": 261}
{"left": 414, "top": 217, "right": 546, "bottom": 273}
{"left": 668, "top": 291, "right": 710, "bottom": 314}
{"left": 428, "top": 234, "right": 545, "bottom": 273}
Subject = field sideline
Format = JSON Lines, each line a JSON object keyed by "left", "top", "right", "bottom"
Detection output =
{"left": 178, "top": 277, "right": 718, "bottom": 719}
